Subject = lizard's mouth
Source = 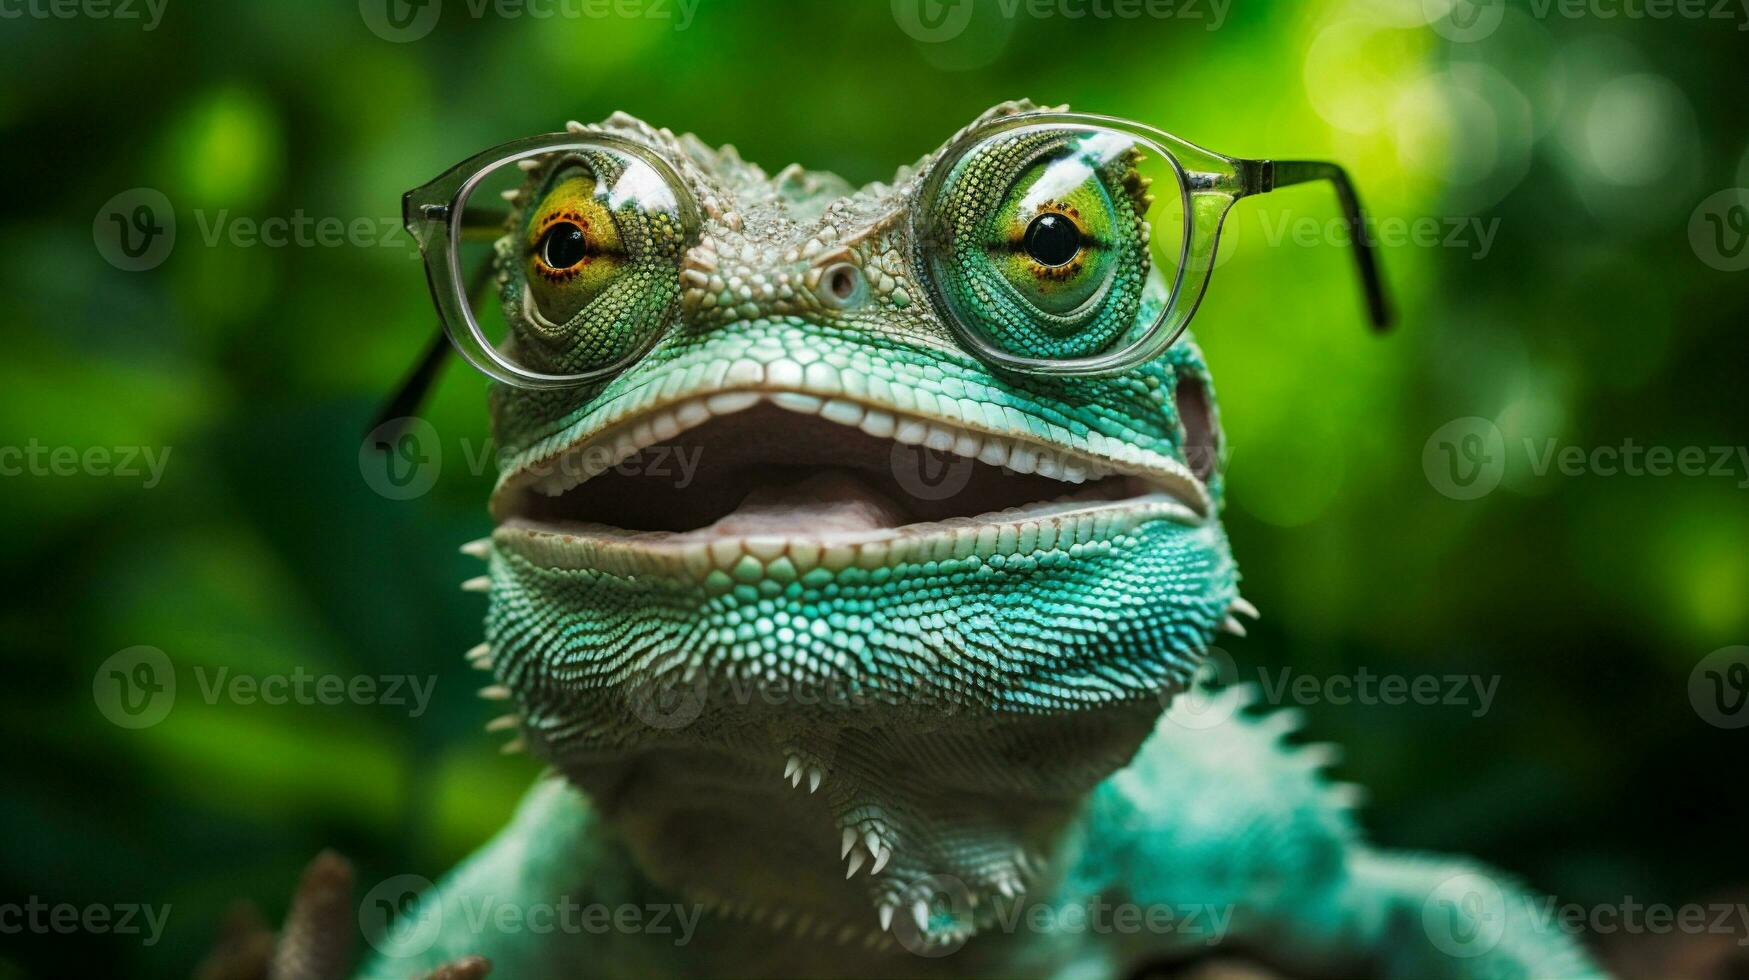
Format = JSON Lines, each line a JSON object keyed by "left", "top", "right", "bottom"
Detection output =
{"left": 481, "top": 385, "right": 1233, "bottom": 942}
{"left": 492, "top": 391, "right": 1210, "bottom": 562}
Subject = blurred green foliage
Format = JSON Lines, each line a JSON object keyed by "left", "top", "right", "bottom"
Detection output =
{"left": 1, "top": 0, "right": 1745, "bottom": 975}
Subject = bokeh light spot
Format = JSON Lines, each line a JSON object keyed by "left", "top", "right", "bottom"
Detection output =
{"left": 1584, "top": 73, "right": 1693, "bottom": 187}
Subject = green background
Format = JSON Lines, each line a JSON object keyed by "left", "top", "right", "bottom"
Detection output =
{"left": 2, "top": 0, "right": 1745, "bottom": 975}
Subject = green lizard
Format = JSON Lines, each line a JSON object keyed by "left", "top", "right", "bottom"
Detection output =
{"left": 353, "top": 102, "right": 1601, "bottom": 978}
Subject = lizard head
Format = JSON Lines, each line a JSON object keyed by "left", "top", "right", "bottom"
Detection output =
{"left": 470, "top": 102, "right": 1243, "bottom": 946}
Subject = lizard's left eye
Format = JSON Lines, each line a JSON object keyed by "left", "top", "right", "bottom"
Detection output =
{"left": 1023, "top": 213, "right": 1083, "bottom": 267}
{"left": 458, "top": 144, "right": 695, "bottom": 381}
{"left": 916, "top": 124, "right": 1186, "bottom": 364}
{"left": 983, "top": 159, "right": 1119, "bottom": 319}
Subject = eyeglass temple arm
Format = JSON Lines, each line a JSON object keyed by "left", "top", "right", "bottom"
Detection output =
{"left": 366, "top": 320, "right": 452, "bottom": 442}
{"left": 1238, "top": 159, "right": 1393, "bottom": 331}
{"left": 365, "top": 225, "right": 504, "bottom": 444}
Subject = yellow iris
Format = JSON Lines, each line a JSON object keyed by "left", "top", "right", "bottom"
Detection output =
{"left": 524, "top": 173, "right": 624, "bottom": 325}
{"left": 989, "top": 160, "right": 1117, "bottom": 316}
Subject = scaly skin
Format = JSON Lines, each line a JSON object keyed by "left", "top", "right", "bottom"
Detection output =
{"left": 364, "top": 104, "right": 1601, "bottom": 979}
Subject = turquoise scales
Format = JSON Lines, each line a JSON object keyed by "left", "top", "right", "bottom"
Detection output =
{"left": 366, "top": 104, "right": 1601, "bottom": 978}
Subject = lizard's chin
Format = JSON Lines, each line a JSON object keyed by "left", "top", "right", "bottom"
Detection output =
{"left": 489, "top": 397, "right": 1209, "bottom": 567}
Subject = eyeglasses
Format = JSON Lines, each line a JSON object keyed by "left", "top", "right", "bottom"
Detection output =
{"left": 372, "top": 112, "right": 1391, "bottom": 433}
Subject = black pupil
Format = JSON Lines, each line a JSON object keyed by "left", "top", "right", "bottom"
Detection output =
{"left": 541, "top": 223, "right": 589, "bottom": 269}
{"left": 1023, "top": 213, "right": 1081, "bottom": 267}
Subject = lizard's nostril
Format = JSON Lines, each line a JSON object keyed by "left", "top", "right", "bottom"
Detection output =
{"left": 820, "top": 262, "right": 866, "bottom": 308}
{"left": 1174, "top": 371, "right": 1219, "bottom": 483}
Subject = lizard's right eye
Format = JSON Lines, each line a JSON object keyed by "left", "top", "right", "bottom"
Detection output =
{"left": 522, "top": 171, "right": 627, "bottom": 326}
{"left": 456, "top": 143, "right": 697, "bottom": 381}
{"left": 537, "top": 220, "right": 589, "bottom": 270}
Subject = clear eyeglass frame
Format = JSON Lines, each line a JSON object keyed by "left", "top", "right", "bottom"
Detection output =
{"left": 399, "top": 131, "right": 703, "bottom": 392}
{"left": 912, "top": 111, "right": 1386, "bottom": 377}
{"left": 373, "top": 113, "right": 1391, "bottom": 433}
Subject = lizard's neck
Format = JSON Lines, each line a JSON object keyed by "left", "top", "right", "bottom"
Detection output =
{"left": 552, "top": 703, "right": 1160, "bottom": 941}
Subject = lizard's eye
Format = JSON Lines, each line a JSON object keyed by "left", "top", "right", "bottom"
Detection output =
{"left": 917, "top": 125, "right": 1185, "bottom": 363}
{"left": 986, "top": 165, "right": 1115, "bottom": 317}
{"left": 523, "top": 172, "right": 627, "bottom": 325}
{"left": 537, "top": 220, "right": 589, "bottom": 270}
{"left": 460, "top": 144, "right": 695, "bottom": 380}
{"left": 1022, "top": 212, "right": 1082, "bottom": 267}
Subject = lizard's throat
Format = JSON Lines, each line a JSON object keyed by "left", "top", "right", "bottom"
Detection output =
{"left": 543, "top": 702, "right": 1165, "bottom": 946}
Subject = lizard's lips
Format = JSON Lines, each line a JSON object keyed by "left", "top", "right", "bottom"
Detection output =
{"left": 491, "top": 394, "right": 1209, "bottom": 563}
